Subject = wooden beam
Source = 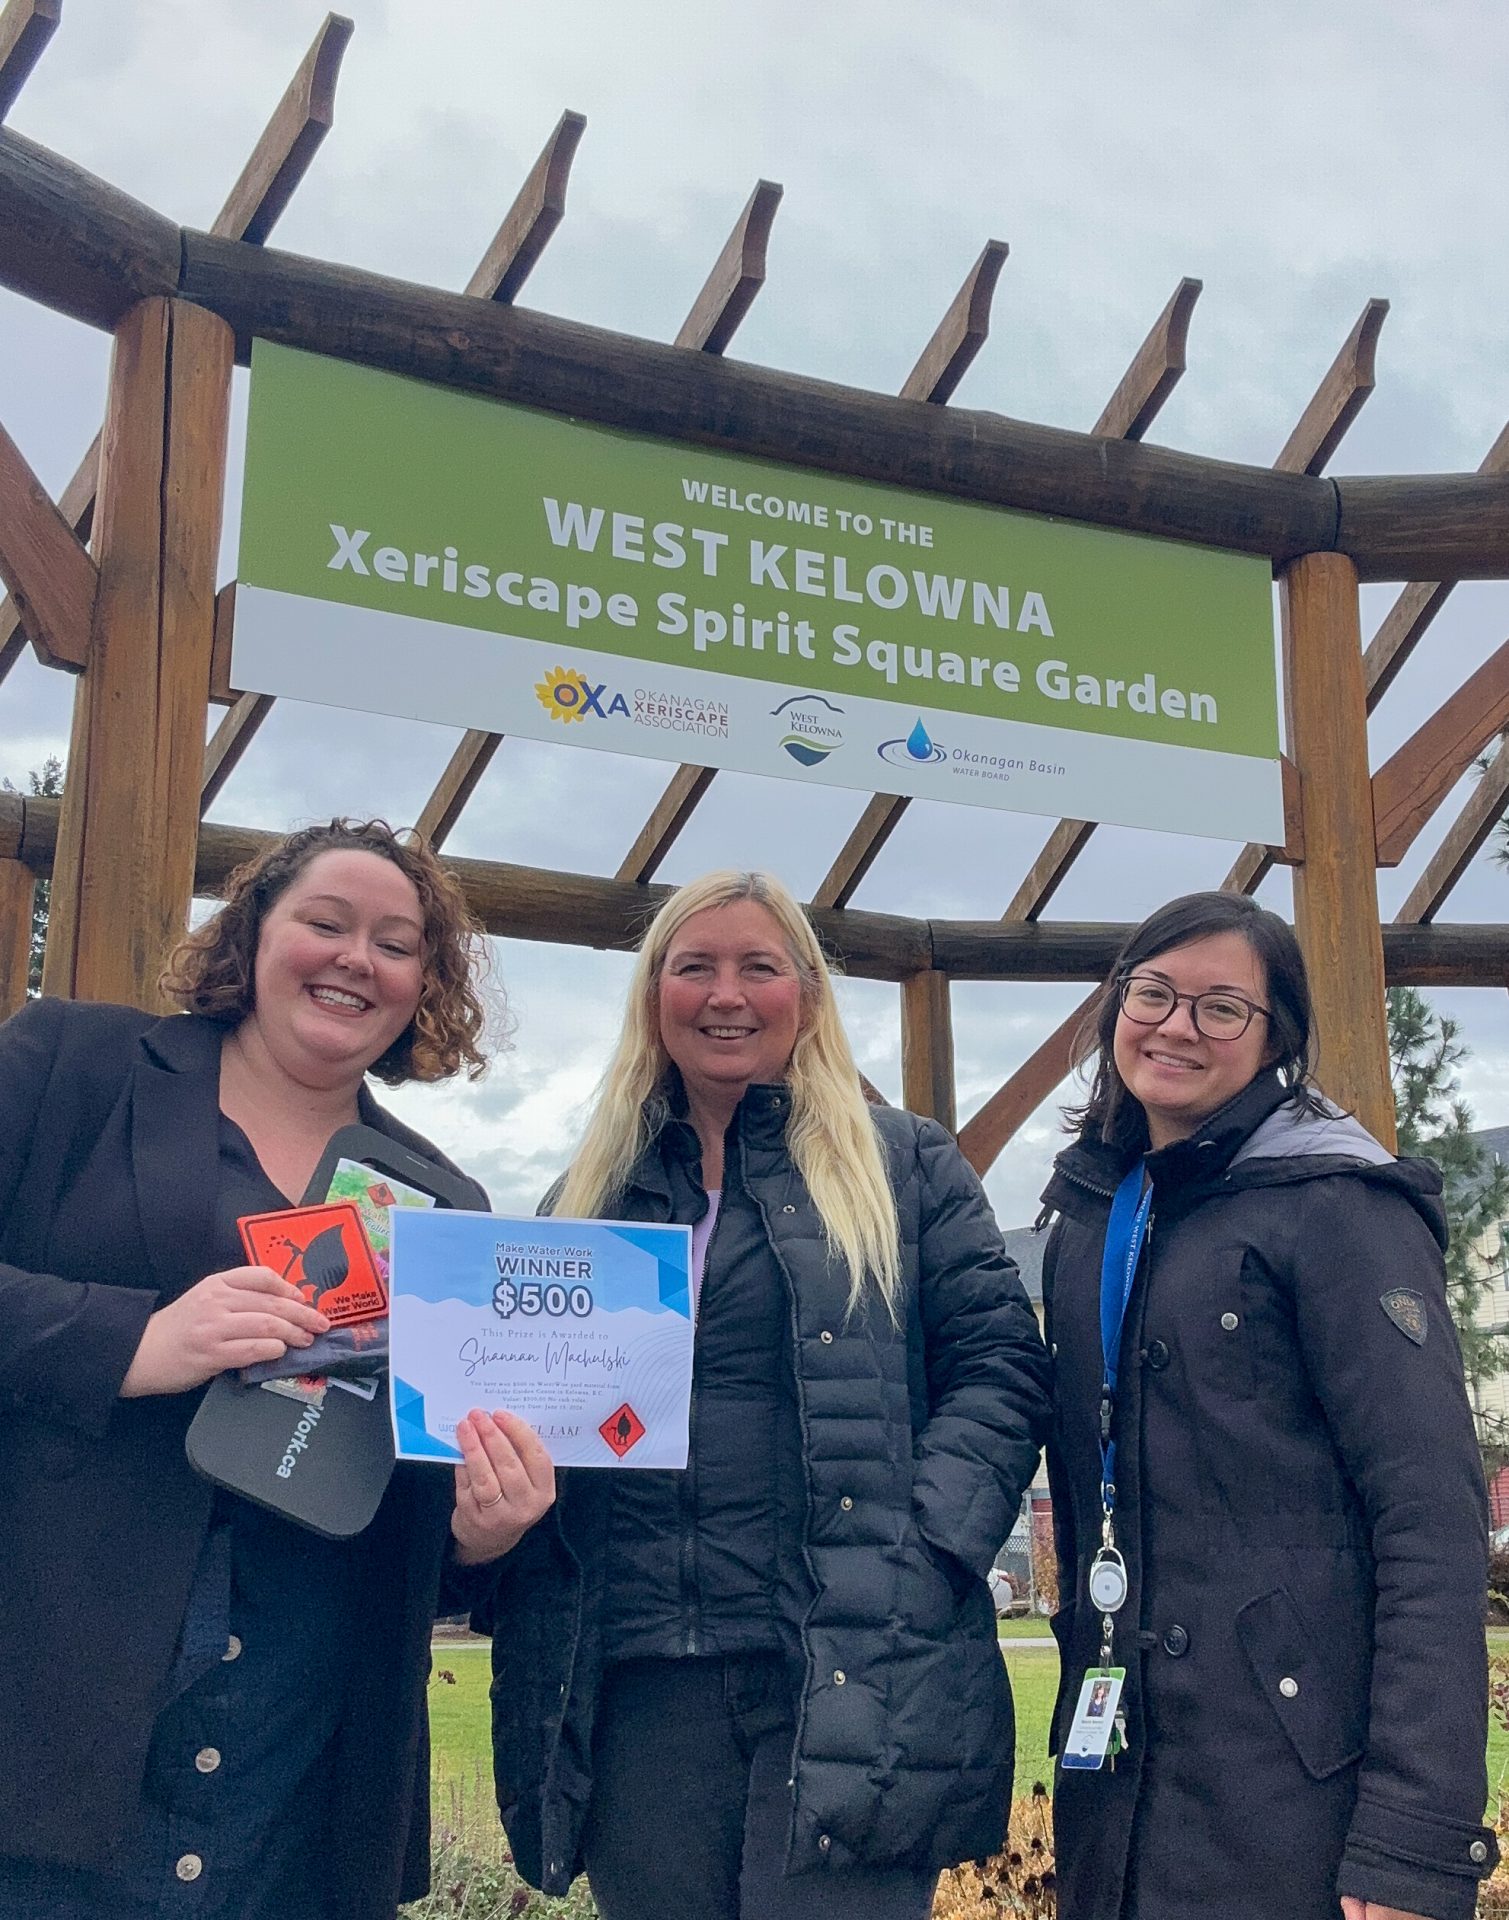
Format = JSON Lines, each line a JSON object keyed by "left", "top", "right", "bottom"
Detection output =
{"left": 811, "top": 793, "right": 909, "bottom": 911}
{"left": 1373, "top": 635, "right": 1509, "bottom": 867}
{"left": 414, "top": 729, "right": 503, "bottom": 850}
{"left": 401, "top": 117, "right": 591, "bottom": 854}
{"left": 608, "top": 181, "right": 786, "bottom": 879}
{"left": 1216, "top": 296, "right": 1395, "bottom": 888}
{"left": 1395, "top": 733, "right": 1509, "bottom": 926}
{"left": 674, "top": 178, "right": 783, "bottom": 353}
{"left": 0, "top": 128, "right": 182, "bottom": 329}
{"left": 9, "top": 791, "right": 1509, "bottom": 990}
{"left": 465, "top": 108, "right": 586, "bottom": 303}
{"left": 1002, "top": 820, "right": 1095, "bottom": 923}
{"left": 167, "top": 227, "right": 1346, "bottom": 565}
{"left": 212, "top": 13, "right": 354, "bottom": 247}
{"left": 616, "top": 765, "right": 717, "bottom": 883}
{"left": 6, "top": 133, "right": 1509, "bottom": 577}
{"left": 901, "top": 971, "right": 956, "bottom": 1131}
{"left": 956, "top": 992, "right": 1093, "bottom": 1177}
{"left": 1092, "top": 276, "right": 1202, "bottom": 442}
{"left": 1273, "top": 298, "right": 1388, "bottom": 475}
{"left": 811, "top": 244, "right": 1012, "bottom": 909}
{"left": 1361, "top": 421, "right": 1509, "bottom": 707}
{"left": 0, "top": 411, "right": 96, "bottom": 667}
{"left": 899, "top": 240, "right": 1008, "bottom": 405}
{"left": 0, "top": 854, "right": 33, "bottom": 1016}
{"left": 43, "top": 299, "right": 233, "bottom": 1006}
{"left": 0, "top": 0, "right": 59, "bottom": 125}
{"left": 995, "top": 278, "right": 1203, "bottom": 914}
{"left": 1, "top": 29, "right": 357, "bottom": 688}
{"left": 201, "top": 691, "right": 274, "bottom": 811}
{"left": 1282, "top": 551, "right": 1394, "bottom": 1145}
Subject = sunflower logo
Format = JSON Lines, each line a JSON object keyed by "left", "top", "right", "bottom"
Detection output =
{"left": 534, "top": 666, "right": 590, "bottom": 723}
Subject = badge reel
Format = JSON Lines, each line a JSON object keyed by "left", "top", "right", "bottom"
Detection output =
{"left": 1088, "top": 1545, "right": 1128, "bottom": 1613}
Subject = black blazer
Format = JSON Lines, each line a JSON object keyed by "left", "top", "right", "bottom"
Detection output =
{"left": 0, "top": 997, "right": 488, "bottom": 1917}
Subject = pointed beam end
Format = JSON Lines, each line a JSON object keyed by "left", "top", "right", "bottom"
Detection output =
{"left": 1092, "top": 273, "right": 1204, "bottom": 442}
{"left": 673, "top": 176, "right": 786, "bottom": 355}
{"left": 1274, "top": 294, "right": 1391, "bottom": 477}
{"left": 468, "top": 107, "right": 588, "bottom": 304}
{"left": 899, "top": 237, "right": 1010, "bottom": 405}
{"left": 0, "top": 0, "right": 62, "bottom": 126}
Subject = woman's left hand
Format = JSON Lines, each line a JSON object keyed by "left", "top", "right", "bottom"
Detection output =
{"left": 449, "top": 1408, "right": 556, "bottom": 1566}
{"left": 1340, "top": 1898, "right": 1432, "bottom": 1920}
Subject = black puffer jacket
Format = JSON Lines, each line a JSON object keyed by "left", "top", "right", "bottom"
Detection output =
{"left": 1042, "top": 1071, "right": 1496, "bottom": 1920}
{"left": 481, "top": 1088, "right": 1051, "bottom": 1894}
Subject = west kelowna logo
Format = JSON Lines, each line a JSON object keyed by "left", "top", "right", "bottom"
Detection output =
{"left": 771, "top": 693, "right": 845, "bottom": 767}
{"left": 533, "top": 665, "right": 631, "bottom": 723}
{"left": 877, "top": 717, "right": 947, "bottom": 767}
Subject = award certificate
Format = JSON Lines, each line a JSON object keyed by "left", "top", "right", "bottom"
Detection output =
{"left": 387, "top": 1210, "right": 694, "bottom": 1468}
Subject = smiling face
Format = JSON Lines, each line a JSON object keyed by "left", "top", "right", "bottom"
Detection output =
{"left": 248, "top": 849, "right": 426, "bottom": 1087}
{"left": 1111, "top": 929, "right": 1273, "bottom": 1150}
{"left": 656, "top": 899, "right": 805, "bottom": 1109}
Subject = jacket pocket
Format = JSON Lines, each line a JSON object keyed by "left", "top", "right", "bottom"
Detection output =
{"left": 1235, "top": 1585, "right": 1365, "bottom": 1780}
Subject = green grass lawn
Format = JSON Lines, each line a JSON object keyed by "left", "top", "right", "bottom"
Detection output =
{"left": 428, "top": 1643, "right": 1065, "bottom": 1801}
{"left": 433, "top": 1634, "right": 1509, "bottom": 1807}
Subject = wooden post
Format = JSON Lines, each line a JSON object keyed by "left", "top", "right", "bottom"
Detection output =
{"left": 901, "top": 972, "right": 956, "bottom": 1132}
{"left": 1282, "top": 551, "right": 1395, "bottom": 1147}
{"left": 43, "top": 298, "right": 233, "bottom": 1006}
{"left": 0, "top": 856, "right": 33, "bottom": 1016}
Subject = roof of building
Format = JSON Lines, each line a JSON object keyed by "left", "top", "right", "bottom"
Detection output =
{"left": 1002, "top": 1224, "right": 1047, "bottom": 1305}
{"left": 1473, "top": 1125, "right": 1509, "bottom": 1168}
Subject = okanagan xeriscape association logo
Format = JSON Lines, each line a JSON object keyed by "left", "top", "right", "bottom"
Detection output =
{"left": 877, "top": 718, "right": 948, "bottom": 768}
{"left": 771, "top": 693, "right": 845, "bottom": 767}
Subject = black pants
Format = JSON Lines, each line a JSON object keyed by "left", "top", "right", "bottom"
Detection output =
{"left": 581, "top": 1656, "right": 938, "bottom": 1920}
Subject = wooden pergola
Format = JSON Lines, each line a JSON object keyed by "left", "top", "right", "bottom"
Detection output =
{"left": 4, "top": 3, "right": 1509, "bottom": 1174}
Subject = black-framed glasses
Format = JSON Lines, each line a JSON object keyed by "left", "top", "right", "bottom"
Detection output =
{"left": 1117, "top": 973, "right": 1270, "bottom": 1041}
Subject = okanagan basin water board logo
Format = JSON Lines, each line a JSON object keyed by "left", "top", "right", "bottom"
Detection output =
{"left": 534, "top": 665, "right": 630, "bottom": 722}
{"left": 877, "top": 718, "right": 948, "bottom": 768}
{"left": 770, "top": 693, "right": 844, "bottom": 766}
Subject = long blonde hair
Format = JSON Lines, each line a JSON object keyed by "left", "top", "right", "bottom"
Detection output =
{"left": 551, "top": 870, "right": 902, "bottom": 1318}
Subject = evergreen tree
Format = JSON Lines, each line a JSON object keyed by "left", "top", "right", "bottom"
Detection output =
{"left": 1389, "top": 985, "right": 1509, "bottom": 1453}
{"left": 1, "top": 756, "right": 61, "bottom": 995}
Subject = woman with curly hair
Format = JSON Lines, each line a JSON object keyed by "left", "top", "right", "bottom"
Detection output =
{"left": 0, "top": 819, "right": 554, "bottom": 1920}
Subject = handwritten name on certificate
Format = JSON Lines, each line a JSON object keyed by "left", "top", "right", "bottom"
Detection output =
{"left": 387, "top": 1210, "right": 694, "bottom": 1468}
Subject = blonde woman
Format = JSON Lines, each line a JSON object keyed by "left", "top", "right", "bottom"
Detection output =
{"left": 477, "top": 869, "right": 1050, "bottom": 1920}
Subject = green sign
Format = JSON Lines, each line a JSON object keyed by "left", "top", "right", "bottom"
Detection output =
{"left": 235, "top": 342, "right": 1283, "bottom": 842}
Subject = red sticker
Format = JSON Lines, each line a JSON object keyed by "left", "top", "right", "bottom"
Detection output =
{"left": 238, "top": 1201, "right": 388, "bottom": 1326}
{"left": 599, "top": 1403, "right": 646, "bottom": 1458}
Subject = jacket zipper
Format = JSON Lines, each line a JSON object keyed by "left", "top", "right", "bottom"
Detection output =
{"left": 680, "top": 1156, "right": 732, "bottom": 1656}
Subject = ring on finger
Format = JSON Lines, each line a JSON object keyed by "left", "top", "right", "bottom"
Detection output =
{"left": 476, "top": 1487, "right": 506, "bottom": 1509}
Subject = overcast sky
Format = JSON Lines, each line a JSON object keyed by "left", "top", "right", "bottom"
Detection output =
{"left": 4, "top": 0, "right": 1509, "bottom": 1225}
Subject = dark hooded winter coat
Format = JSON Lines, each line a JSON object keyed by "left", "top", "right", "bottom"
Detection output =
{"left": 1041, "top": 1069, "right": 1496, "bottom": 1920}
{"left": 480, "top": 1089, "right": 1051, "bottom": 1895}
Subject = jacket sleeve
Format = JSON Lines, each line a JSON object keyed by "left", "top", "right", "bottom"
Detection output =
{"left": 0, "top": 998, "right": 159, "bottom": 1437}
{"left": 1290, "top": 1176, "right": 1497, "bottom": 1919}
{"left": 908, "top": 1119, "right": 1053, "bottom": 1581}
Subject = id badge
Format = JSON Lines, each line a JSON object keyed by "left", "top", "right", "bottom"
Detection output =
{"left": 1060, "top": 1667, "right": 1126, "bottom": 1770}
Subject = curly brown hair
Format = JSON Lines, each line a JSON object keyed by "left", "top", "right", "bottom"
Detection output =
{"left": 160, "top": 819, "right": 492, "bottom": 1085}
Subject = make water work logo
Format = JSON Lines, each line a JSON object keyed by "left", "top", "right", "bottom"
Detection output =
{"left": 771, "top": 693, "right": 845, "bottom": 767}
{"left": 877, "top": 718, "right": 948, "bottom": 768}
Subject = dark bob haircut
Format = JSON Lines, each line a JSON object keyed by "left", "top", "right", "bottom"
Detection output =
{"left": 1066, "top": 890, "right": 1322, "bottom": 1151}
{"left": 160, "top": 818, "right": 492, "bottom": 1086}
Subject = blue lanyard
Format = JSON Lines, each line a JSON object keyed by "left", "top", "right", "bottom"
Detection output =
{"left": 1097, "top": 1160, "right": 1152, "bottom": 1515}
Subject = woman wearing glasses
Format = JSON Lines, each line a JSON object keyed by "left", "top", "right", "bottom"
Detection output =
{"left": 1039, "top": 892, "right": 1494, "bottom": 1920}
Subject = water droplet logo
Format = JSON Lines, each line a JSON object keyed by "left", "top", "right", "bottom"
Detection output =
{"left": 878, "top": 716, "right": 947, "bottom": 769}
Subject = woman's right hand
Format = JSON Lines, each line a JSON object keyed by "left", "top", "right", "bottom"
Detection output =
{"left": 119, "top": 1267, "right": 331, "bottom": 1398}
